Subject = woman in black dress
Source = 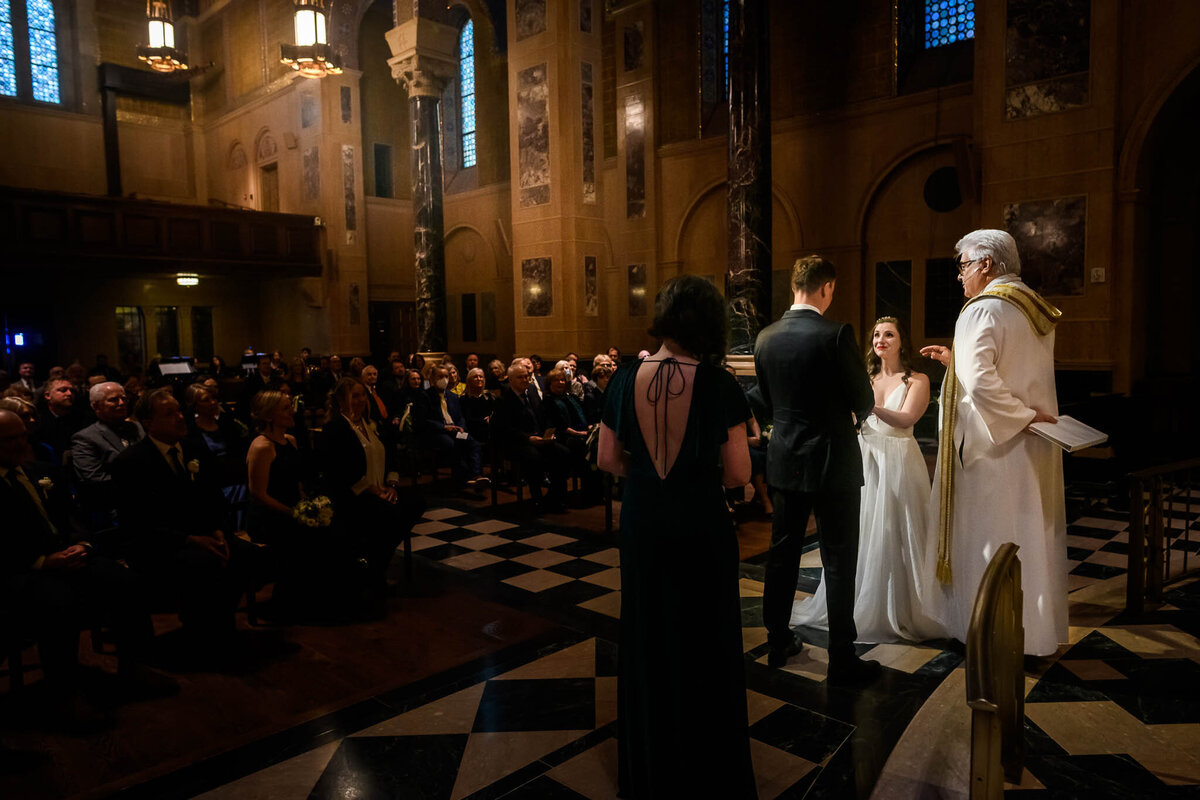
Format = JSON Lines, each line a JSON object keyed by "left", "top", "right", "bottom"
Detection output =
{"left": 598, "top": 275, "right": 756, "bottom": 798}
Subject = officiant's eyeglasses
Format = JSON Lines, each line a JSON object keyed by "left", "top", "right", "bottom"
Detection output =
{"left": 957, "top": 257, "right": 986, "bottom": 275}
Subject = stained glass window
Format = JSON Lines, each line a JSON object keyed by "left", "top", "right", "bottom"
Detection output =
{"left": 459, "top": 19, "right": 476, "bottom": 169}
{"left": 722, "top": 0, "right": 729, "bottom": 100}
{"left": 0, "top": 0, "right": 16, "bottom": 97}
{"left": 924, "top": 0, "right": 974, "bottom": 49}
{"left": 27, "top": 0, "right": 59, "bottom": 103}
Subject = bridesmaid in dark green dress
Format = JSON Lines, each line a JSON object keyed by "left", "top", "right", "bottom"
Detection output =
{"left": 599, "top": 275, "right": 757, "bottom": 799}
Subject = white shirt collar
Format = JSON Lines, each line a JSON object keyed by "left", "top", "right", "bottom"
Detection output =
{"left": 789, "top": 302, "right": 823, "bottom": 315}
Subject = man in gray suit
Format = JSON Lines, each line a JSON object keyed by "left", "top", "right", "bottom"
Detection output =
{"left": 71, "top": 382, "right": 144, "bottom": 517}
{"left": 754, "top": 255, "right": 880, "bottom": 684}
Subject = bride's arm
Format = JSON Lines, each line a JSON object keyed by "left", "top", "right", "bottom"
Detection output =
{"left": 871, "top": 373, "right": 930, "bottom": 429}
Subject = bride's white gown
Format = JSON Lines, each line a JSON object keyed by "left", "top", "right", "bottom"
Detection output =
{"left": 790, "top": 381, "right": 946, "bottom": 643}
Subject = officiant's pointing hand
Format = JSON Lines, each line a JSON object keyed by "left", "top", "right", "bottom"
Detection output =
{"left": 919, "top": 345, "right": 950, "bottom": 366}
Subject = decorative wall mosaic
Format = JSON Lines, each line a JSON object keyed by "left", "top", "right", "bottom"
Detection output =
{"left": 515, "top": 0, "right": 546, "bottom": 41}
{"left": 301, "top": 93, "right": 318, "bottom": 128}
{"left": 1005, "top": 0, "right": 1090, "bottom": 119}
{"left": 518, "top": 64, "right": 551, "bottom": 208}
{"left": 628, "top": 264, "right": 647, "bottom": 316}
{"left": 584, "top": 256, "right": 599, "bottom": 316}
{"left": 1003, "top": 195, "right": 1087, "bottom": 296}
{"left": 342, "top": 145, "right": 356, "bottom": 231}
{"left": 624, "top": 21, "right": 645, "bottom": 71}
{"left": 303, "top": 146, "right": 320, "bottom": 201}
{"left": 625, "top": 94, "right": 646, "bottom": 218}
{"left": 580, "top": 0, "right": 593, "bottom": 33}
{"left": 340, "top": 85, "right": 352, "bottom": 123}
{"left": 581, "top": 62, "right": 596, "bottom": 204}
{"left": 522, "top": 257, "right": 553, "bottom": 317}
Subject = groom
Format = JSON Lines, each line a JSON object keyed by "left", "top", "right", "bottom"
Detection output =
{"left": 754, "top": 255, "right": 880, "bottom": 684}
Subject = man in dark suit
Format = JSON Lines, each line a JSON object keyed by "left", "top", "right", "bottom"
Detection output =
{"left": 418, "top": 364, "right": 486, "bottom": 488}
{"left": 754, "top": 255, "right": 880, "bottom": 684}
{"left": 0, "top": 410, "right": 164, "bottom": 725}
{"left": 32, "top": 378, "right": 84, "bottom": 466}
{"left": 110, "top": 388, "right": 243, "bottom": 646}
{"left": 492, "top": 363, "right": 566, "bottom": 511}
{"left": 71, "top": 381, "right": 144, "bottom": 519}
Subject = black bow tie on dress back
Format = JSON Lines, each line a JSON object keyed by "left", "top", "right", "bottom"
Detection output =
{"left": 644, "top": 358, "right": 688, "bottom": 466}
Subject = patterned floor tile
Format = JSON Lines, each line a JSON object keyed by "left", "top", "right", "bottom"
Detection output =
{"left": 579, "top": 568, "right": 621, "bottom": 591}
{"left": 309, "top": 734, "right": 470, "bottom": 800}
{"left": 749, "top": 739, "right": 819, "bottom": 800}
{"left": 463, "top": 519, "right": 521, "bottom": 535}
{"left": 442, "top": 551, "right": 505, "bottom": 571}
{"left": 495, "top": 639, "right": 597, "bottom": 681}
{"left": 581, "top": 548, "right": 620, "bottom": 567}
{"left": 544, "top": 737, "right": 620, "bottom": 800}
{"left": 473, "top": 678, "right": 596, "bottom": 732}
{"left": 1060, "top": 659, "right": 1127, "bottom": 682}
{"left": 451, "top": 730, "right": 588, "bottom": 799}
{"left": 513, "top": 549, "right": 576, "bottom": 569}
{"left": 503, "top": 569, "right": 575, "bottom": 593}
{"left": 410, "top": 534, "right": 448, "bottom": 552}
{"left": 424, "top": 507, "right": 469, "bottom": 521}
{"left": 521, "top": 533, "right": 578, "bottom": 549}
{"left": 193, "top": 742, "right": 341, "bottom": 800}
{"left": 577, "top": 591, "right": 620, "bottom": 618}
{"left": 413, "top": 520, "right": 460, "bottom": 535}
{"left": 861, "top": 643, "right": 943, "bottom": 674}
{"left": 455, "top": 533, "right": 514, "bottom": 551}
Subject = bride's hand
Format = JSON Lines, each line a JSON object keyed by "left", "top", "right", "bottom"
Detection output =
{"left": 919, "top": 345, "right": 951, "bottom": 366}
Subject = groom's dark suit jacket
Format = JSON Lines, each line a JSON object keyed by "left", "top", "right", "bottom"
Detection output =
{"left": 753, "top": 308, "right": 874, "bottom": 492}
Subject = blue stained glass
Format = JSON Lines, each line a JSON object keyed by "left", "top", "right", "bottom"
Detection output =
{"left": 26, "top": 0, "right": 58, "bottom": 103}
{"left": 722, "top": 0, "right": 729, "bottom": 99}
{"left": 0, "top": 0, "right": 13, "bottom": 97}
{"left": 459, "top": 19, "right": 475, "bottom": 168}
{"left": 923, "top": 0, "right": 974, "bottom": 49}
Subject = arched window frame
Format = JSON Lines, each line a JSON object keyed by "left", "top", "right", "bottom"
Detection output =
{"left": 0, "top": 0, "right": 67, "bottom": 107}
{"left": 458, "top": 17, "right": 476, "bottom": 169}
{"left": 923, "top": 0, "right": 975, "bottom": 49}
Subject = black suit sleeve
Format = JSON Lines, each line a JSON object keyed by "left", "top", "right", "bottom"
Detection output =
{"left": 836, "top": 323, "right": 874, "bottom": 426}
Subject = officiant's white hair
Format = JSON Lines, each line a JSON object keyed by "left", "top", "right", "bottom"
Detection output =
{"left": 955, "top": 229, "right": 1021, "bottom": 277}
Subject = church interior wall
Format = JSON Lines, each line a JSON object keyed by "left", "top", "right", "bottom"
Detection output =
{"left": 3, "top": 0, "right": 1200, "bottom": 392}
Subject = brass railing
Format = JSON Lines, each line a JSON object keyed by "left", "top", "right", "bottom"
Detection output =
{"left": 967, "top": 542, "right": 1024, "bottom": 800}
{"left": 1126, "top": 458, "right": 1200, "bottom": 615}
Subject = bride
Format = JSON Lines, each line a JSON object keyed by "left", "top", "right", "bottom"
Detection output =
{"left": 791, "top": 317, "right": 945, "bottom": 643}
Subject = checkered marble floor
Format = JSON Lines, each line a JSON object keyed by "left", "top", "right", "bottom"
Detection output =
{"left": 411, "top": 507, "right": 624, "bottom": 620}
{"left": 194, "top": 636, "right": 837, "bottom": 800}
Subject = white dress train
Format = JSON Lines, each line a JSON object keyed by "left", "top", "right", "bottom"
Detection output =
{"left": 790, "top": 381, "right": 946, "bottom": 643}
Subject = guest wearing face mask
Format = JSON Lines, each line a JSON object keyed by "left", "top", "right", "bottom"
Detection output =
{"left": 418, "top": 365, "right": 488, "bottom": 489}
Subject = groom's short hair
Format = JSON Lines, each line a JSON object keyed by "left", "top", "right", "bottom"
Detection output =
{"left": 791, "top": 255, "right": 837, "bottom": 294}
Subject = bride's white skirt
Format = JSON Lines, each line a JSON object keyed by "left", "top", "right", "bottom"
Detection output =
{"left": 790, "top": 431, "right": 946, "bottom": 643}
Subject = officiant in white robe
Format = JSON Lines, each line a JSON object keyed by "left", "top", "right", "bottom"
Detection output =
{"left": 920, "top": 229, "right": 1068, "bottom": 657}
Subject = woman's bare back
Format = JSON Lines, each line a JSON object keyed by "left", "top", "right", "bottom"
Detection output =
{"left": 633, "top": 349, "right": 699, "bottom": 480}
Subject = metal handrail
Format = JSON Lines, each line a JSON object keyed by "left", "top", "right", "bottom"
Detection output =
{"left": 966, "top": 542, "right": 1024, "bottom": 799}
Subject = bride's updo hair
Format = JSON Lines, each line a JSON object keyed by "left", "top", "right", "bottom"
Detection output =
{"left": 865, "top": 316, "right": 915, "bottom": 383}
{"left": 647, "top": 275, "right": 728, "bottom": 363}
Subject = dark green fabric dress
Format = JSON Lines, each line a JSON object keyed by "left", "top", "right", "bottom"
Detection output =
{"left": 603, "top": 358, "right": 757, "bottom": 799}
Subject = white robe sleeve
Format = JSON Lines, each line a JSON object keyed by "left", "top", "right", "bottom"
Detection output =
{"left": 953, "top": 301, "right": 1036, "bottom": 447}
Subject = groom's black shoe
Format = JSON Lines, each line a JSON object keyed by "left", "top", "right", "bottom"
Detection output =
{"left": 767, "top": 637, "right": 805, "bottom": 668}
{"left": 827, "top": 656, "right": 882, "bottom": 687}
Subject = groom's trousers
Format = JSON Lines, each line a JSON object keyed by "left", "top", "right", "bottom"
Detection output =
{"left": 763, "top": 488, "right": 861, "bottom": 663}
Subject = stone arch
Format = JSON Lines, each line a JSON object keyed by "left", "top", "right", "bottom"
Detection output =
{"left": 227, "top": 140, "right": 248, "bottom": 170}
{"left": 1118, "top": 49, "right": 1200, "bottom": 194}
{"left": 445, "top": 223, "right": 503, "bottom": 280}
{"left": 672, "top": 180, "right": 804, "bottom": 267}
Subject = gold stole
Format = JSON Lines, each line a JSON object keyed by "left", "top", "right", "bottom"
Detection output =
{"left": 935, "top": 282, "right": 1062, "bottom": 585}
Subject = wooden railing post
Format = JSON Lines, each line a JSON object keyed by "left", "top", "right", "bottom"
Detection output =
{"left": 1127, "top": 476, "right": 1145, "bottom": 615}
{"left": 1148, "top": 477, "right": 1164, "bottom": 601}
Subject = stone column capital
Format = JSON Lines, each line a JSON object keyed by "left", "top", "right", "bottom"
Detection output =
{"left": 386, "top": 17, "right": 459, "bottom": 98}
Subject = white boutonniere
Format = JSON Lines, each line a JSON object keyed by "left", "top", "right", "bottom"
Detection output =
{"left": 186, "top": 459, "right": 201, "bottom": 481}
{"left": 37, "top": 477, "right": 53, "bottom": 494}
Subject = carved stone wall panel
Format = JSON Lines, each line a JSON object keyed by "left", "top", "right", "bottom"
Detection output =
{"left": 517, "top": 63, "right": 551, "bottom": 208}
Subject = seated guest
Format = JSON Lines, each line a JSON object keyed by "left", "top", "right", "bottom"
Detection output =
{"left": 320, "top": 378, "right": 424, "bottom": 608}
{"left": 110, "top": 388, "right": 243, "bottom": 646}
{"left": 395, "top": 369, "right": 426, "bottom": 417}
{"left": 0, "top": 410, "right": 163, "bottom": 727}
{"left": 360, "top": 364, "right": 391, "bottom": 428}
{"left": 583, "top": 359, "right": 613, "bottom": 424}
{"left": 446, "top": 363, "right": 466, "bottom": 396}
{"left": 16, "top": 361, "right": 38, "bottom": 394}
{"left": 285, "top": 357, "right": 309, "bottom": 400}
{"left": 544, "top": 367, "right": 595, "bottom": 498}
{"left": 347, "top": 357, "right": 366, "bottom": 378}
{"left": 460, "top": 368, "right": 494, "bottom": 444}
{"left": 406, "top": 353, "right": 428, "bottom": 388}
{"left": 71, "top": 382, "right": 144, "bottom": 519}
{"left": 464, "top": 352, "right": 480, "bottom": 372}
{"left": 245, "top": 390, "right": 339, "bottom": 618}
{"left": 486, "top": 358, "right": 507, "bottom": 395}
{"left": 492, "top": 363, "right": 568, "bottom": 512}
{"left": 1, "top": 396, "right": 54, "bottom": 465}
{"left": 417, "top": 364, "right": 487, "bottom": 488}
{"left": 123, "top": 376, "right": 144, "bottom": 408}
{"left": 240, "top": 355, "right": 278, "bottom": 421}
{"left": 33, "top": 378, "right": 84, "bottom": 466}
{"left": 185, "top": 382, "right": 250, "bottom": 512}
{"left": 554, "top": 359, "right": 585, "bottom": 400}
{"left": 209, "top": 355, "right": 228, "bottom": 378}
{"left": 385, "top": 358, "right": 408, "bottom": 397}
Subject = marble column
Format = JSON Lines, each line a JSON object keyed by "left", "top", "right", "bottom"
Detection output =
{"left": 410, "top": 92, "right": 447, "bottom": 353}
{"left": 387, "top": 18, "right": 459, "bottom": 355}
{"left": 725, "top": 0, "right": 772, "bottom": 353}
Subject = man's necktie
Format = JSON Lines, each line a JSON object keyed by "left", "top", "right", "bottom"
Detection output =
{"left": 372, "top": 389, "right": 388, "bottom": 419}
{"left": 440, "top": 394, "right": 454, "bottom": 425}
{"left": 167, "top": 445, "right": 185, "bottom": 477}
